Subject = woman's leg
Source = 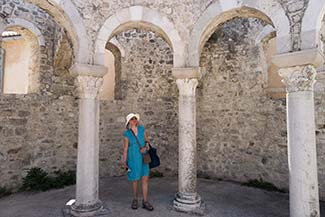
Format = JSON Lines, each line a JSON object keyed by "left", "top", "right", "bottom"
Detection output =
{"left": 132, "top": 181, "right": 139, "bottom": 200}
{"left": 141, "top": 176, "right": 149, "bottom": 201}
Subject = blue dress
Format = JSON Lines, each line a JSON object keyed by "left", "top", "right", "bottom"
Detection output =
{"left": 124, "top": 125, "right": 150, "bottom": 181}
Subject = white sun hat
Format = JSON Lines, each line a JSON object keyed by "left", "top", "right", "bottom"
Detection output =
{"left": 125, "top": 113, "right": 140, "bottom": 126}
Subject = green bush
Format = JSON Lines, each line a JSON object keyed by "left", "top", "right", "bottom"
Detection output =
{"left": 52, "top": 170, "right": 76, "bottom": 189}
{"left": 0, "top": 186, "right": 11, "bottom": 198}
{"left": 242, "top": 178, "right": 285, "bottom": 193}
{"left": 21, "top": 167, "right": 76, "bottom": 191}
{"left": 150, "top": 170, "right": 163, "bottom": 178}
{"left": 21, "top": 168, "right": 51, "bottom": 191}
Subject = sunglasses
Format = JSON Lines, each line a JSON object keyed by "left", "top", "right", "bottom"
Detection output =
{"left": 130, "top": 117, "right": 138, "bottom": 121}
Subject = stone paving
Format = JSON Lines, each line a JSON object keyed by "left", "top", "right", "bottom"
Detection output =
{"left": 1, "top": 176, "right": 325, "bottom": 217}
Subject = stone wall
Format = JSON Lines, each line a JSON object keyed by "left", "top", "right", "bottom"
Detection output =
{"left": 198, "top": 17, "right": 289, "bottom": 189}
{"left": 70, "top": 0, "right": 309, "bottom": 52}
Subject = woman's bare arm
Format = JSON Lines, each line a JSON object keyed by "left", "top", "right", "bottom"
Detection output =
{"left": 122, "top": 137, "right": 129, "bottom": 168}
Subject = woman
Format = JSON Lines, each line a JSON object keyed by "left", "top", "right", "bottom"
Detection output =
{"left": 122, "top": 113, "right": 154, "bottom": 211}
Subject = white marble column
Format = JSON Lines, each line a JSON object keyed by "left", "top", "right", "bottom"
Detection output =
{"left": 69, "top": 63, "right": 108, "bottom": 217}
{"left": 0, "top": 25, "right": 5, "bottom": 93}
{"left": 0, "top": 48, "right": 4, "bottom": 93}
{"left": 172, "top": 68, "right": 201, "bottom": 212}
{"left": 279, "top": 65, "right": 320, "bottom": 217}
{"left": 273, "top": 49, "right": 324, "bottom": 217}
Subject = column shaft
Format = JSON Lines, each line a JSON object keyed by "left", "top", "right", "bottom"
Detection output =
{"left": 0, "top": 48, "right": 4, "bottom": 93}
{"left": 173, "top": 78, "right": 201, "bottom": 212}
{"left": 75, "top": 98, "right": 100, "bottom": 206}
{"left": 287, "top": 91, "right": 319, "bottom": 217}
{"left": 178, "top": 94, "right": 197, "bottom": 193}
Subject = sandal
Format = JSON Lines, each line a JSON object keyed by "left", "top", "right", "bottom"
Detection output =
{"left": 142, "top": 200, "right": 154, "bottom": 211}
{"left": 131, "top": 199, "right": 138, "bottom": 209}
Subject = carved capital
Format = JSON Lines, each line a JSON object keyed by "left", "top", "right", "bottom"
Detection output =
{"left": 279, "top": 65, "right": 316, "bottom": 92}
{"left": 76, "top": 76, "right": 103, "bottom": 99}
{"left": 176, "top": 79, "right": 198, "bottom": 97}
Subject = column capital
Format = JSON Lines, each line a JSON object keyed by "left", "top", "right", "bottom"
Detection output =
{"left": 176, "top": 79, "right": 198, "bottom": 97}
{"left": 172, "top": 67, "right": 202, "bottom": 80}
{"left": 279, "top": 65, "right": 316, "bottom": 92}
{"left": 70, "top": 63, "right": 107, "bottom": 77}
{"left": 76, "top": 76, "right": 103, "bottom": 99}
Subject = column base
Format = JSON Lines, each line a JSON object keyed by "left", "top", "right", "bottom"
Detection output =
{"left": 62, "top": 200, "right": 110, "bottom": 217}
{"left": 173, "top": 192, "right": 203, "bottom": 214}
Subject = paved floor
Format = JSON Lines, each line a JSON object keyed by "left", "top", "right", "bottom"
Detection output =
{"left": 0, "top": 176, "right": 324, "bottom": 217}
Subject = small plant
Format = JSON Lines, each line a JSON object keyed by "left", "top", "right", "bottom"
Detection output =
{"left": 21, "top": 167, "right": 51, "bottom": 191}
{"left": 0, "top": 186, "right": 11, "bottom": 198}
{"left": 150, "top": 170, "right": 163, "bottom": 178}
{"left": 52, "top": 170, "right": 76, "bottom": 189}
{"left": 21, "top": 167, "right": 76, "bottom": 191}
{"left": 242, "top": 178, "right": 285, "bottom": 193}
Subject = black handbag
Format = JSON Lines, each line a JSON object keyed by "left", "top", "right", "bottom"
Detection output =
{"left": 148, "top": 143, "right": 160, "bottom": 169}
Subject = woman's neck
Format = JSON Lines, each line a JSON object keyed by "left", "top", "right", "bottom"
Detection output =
{"left": 130, "top": 125, "right": 137, "bottom": 131}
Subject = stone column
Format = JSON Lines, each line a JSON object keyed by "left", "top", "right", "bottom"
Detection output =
{"left": 280, "top": 65, "right": 320, "bottom": 217}
{"left": 172, "top": 67, "right": 201, "bottom": 212}
{"left": 69, "top": 63, "right": 108, "bottom": 217}
{"left": 0, "top": 25, "right": 5, "bottom": 93}
{"left": 0, "top": 48, "right": 4, "bottom": 93}
{"left": 273, "top": 49, "right": 324, "bottom": 217}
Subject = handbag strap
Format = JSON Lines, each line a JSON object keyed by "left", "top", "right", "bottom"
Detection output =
{"left": 130, "top": 129, "right": 143, "bottom": 152}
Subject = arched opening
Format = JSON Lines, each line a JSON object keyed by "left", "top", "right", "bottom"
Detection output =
{"left": 1, "top": 26, "right": 40, "bottom": 94}
{"left": 99, "top": 42, "right": 122, "bottom": 101}
{"left": 99, "top": 26, "right": 177, "bottom": 178}
{"left": 197, "top": 16, "right": 287, "bottom": 192}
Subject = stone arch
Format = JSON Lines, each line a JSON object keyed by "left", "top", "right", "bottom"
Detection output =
{"left": 188, "top": 0, "right": 290, "bottom": 67}
{"left": 301, "top": 0, "right": 325, "bottom": 51}
{"left": 94, "top": 6, "right": 185, "bottom": 67}
{"left": 25, "top": 0, "right": 90, "bottom": 64}
{"left": 5, "top": 18, "right": 45, "bottom": 46}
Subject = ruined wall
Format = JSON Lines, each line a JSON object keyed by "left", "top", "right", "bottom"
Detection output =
{"left": 198, "top": 17, "right": 289, "bottom": 189}
{"left": 0, "top": 1, "right": 78, "bottom": 189}
{"left": 1, "top": 0, "right": 325, "bottom": 201}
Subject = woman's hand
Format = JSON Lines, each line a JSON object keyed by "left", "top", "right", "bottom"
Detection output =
{"left": 140, "top": 147, "right": 147, "bottom": 153}
{"left": 122, "top": 162, "right": 128, "bottom": 171}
